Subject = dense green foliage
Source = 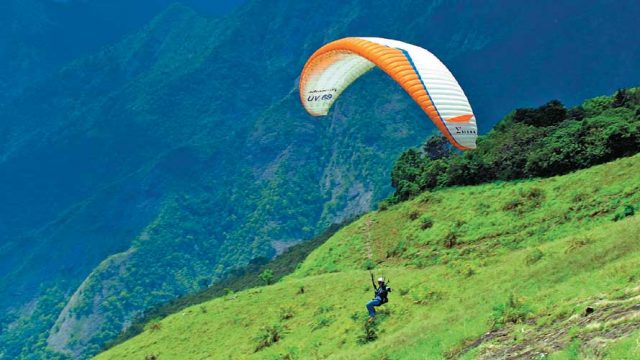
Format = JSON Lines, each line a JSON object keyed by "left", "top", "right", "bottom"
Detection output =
{"left": 389, "top": 89, "right": 640, "bottom": 202}
{"left": 97, "top": 154, "right": 640, "bottom": 359}
{"left": 0, "top": 0, "right": 244, "bottom": 104}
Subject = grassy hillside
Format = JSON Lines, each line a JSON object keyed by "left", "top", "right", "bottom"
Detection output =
{"left": 102, "top": 222, "right": 351, "bottom": 350}
{"left": 96, "top": 154, "right": 640, "bottom": 359}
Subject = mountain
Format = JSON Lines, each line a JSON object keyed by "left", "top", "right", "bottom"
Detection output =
{"left": 0, "top": 0, "right": 245, "bottom": 104}
{"left": 101, "top": 86, "right": 640, "bottom": 355}
{"left": 1, "top": 1, "right": 639, "bottom": 358}
{"left": 96, "top": 153, "right": 640, "bottom": 359}
{"left": 98, "top": 87, "right": 640, "bottom": 357}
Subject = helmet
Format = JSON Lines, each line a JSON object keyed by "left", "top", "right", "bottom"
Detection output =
{"left": 377, "top": 277, "right": 385, "bottom": 283}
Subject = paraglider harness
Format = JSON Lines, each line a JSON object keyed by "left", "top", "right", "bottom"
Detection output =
{"left": 370, "top": 272, "right": 391, "bottom": 304}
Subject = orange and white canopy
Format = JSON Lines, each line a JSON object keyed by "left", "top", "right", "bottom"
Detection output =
{"left": 299, "top": 37, "right": 477, "bottom": 150}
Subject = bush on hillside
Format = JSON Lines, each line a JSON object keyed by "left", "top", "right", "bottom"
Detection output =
{"left": 525, "top": 248, "right": 544, "bottom": 265}
{"left": 443, "top": 231, "right": 457, "bottom": 249}
{"left": 279, "top": 306, "right": 294, "bottom": 321}
{"left": 363, "top": 258, "right": 375, "bottom": 270}
{"left": 145, "top": 319, "right": 162, "bottom": 332}
{"left": 357, "top": 320, "right": 379, "bottom": 344}
{"left": 419, "top": 216, "right": 434, "bottom": 230}
{"left": 564, "top": 237, "right": 594, "bottom": 254}
{"left": 258, "top": 269, "right": 274, "bottom": 285}
{"left": 312, "top": 315, "right": 334, "bottom": 330}
{"left": 407, "top": 210, "right": 420, "bottom": 220}
{"left": 613, "top": 205, "right": 635, "bottom": 221}
{"left": 491, "top": 294, "right": 532, "bottom": 329}
{"left": 386, "top": 240, "right": 408, "bottom": 258}
{"left": 386, "top": 88, "right": 640, "bottom": 203}
{"left": 254, "top": 324, "right": 285, "bottom": 352}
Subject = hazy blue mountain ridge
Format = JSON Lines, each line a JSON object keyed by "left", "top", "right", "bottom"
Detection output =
{"left": 0, "top": 0, "right": 246, "bottom": 105}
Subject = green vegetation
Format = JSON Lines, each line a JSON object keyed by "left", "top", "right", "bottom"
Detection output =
{"left": 2, "top": 4, "right": 430, "bottom": 356}
{"left": 97, "top": 154, "right": 640, "bottom": 359}
{"left": 102, "top": 223, "right": 348, "bottom": 350}
{"left": 3, "top": 0, "right": 638, "bottom": 355}
{"left": 259, "top": 269, "right": 275, "bottom": 286}
{"left": 600, "top": 329, "right": 640, "bottom": 359}
{"left": 390, "top": 88, "right": 640, "bottom": 202}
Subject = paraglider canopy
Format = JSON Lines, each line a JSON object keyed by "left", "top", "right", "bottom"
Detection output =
{"left": 299, "top": 37, "right": 477, "bottom": 150}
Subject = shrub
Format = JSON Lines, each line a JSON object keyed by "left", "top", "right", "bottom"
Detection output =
{"left": 312, "top": 315, "right": 333, "bottom": 330}
{"left": 491, "top": 294, "right": 532, "bottom": 329}
{"left": 254, "top": 324, "right": 285, "bottom": 352}
{"left": 410, "top": 257, "right": 430, "bottom": 269}
{"left": 279, "top": 306, "right": 294, "bottom": 321}
{"left": 522, "top": 187, "right": 544, "bottom": 201}
{"left": 259, "top": 269, "right": 274, "bottom": 285}
{"left": 378, "top": 199, "right": 391, "bottom": 211}
{"left": 315, "top": 305, "right": 334, "bottom": 314}
{"left": 145, "top": 319, "right": 162, "bottom": 332}
{"left": 408, "top": 210, "right": 420, "bottom": 220}
{"left": 565, "top": 237, "right": 593, "bottom": 253}
{"left": 410, "top": 288, "right": 444, "bottom": 305}
{"left": 386, "top": 240, "right": 407, "bottom": 258}
{"left": 312, "top": 306, "right": 335, "bottom": 330}
{"left": 419, "top": 216, "right": 434, "bottom": 230}
{"left": 357, "top": 318, "right": 379, "bottom": 344}
{"left": 571, "top": 192, "right": 588, "bottom": 203}
{"left": 503, "top": 198, "right": 524, "bottom": 212}
{"left": 443, "top": 231, "right": 457, "bottom": 249}
{"left": 350, "top": 311, "right": 363, "bottom": 322}
{"left": 613, "top": 205, "right": 635, "bottom": 221}
{"left": 525, "top": 248, "right": 544, "bottom": 265}
{"left": 363, "top": 259, "right": 375, "bottom": 270}
{"left": 458, "top": 263, "right": 476, "bottom": 277}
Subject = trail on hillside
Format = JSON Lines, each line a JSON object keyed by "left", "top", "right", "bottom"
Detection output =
{"left": 456, "top": 286, "right": 640, "bottom": 359}
{"left": 364, "top": 218, "right": 373, "bottom": 260}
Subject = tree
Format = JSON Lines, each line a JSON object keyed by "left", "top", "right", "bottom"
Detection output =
{"left": 513, "top": 100, "right": 567, "bottom": 127}
{"left": 422, "top": 134, "right": 451, "bottom": 160}
{"left": 390, "top": 149, "right": 426, "bottom": 201}
{"left": 612, "top": 89, "right": 628, "bottom": 108}
{"left": 567, "top": 106, "right": 586, "bottom": 121}
{"left": 259, "top": 269, "right": 274, "bottom": 285}
{"left": 389, "top": 89, "right": 639, "bottom": 203}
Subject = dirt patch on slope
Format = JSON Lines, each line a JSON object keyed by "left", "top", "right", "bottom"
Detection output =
{"left": 454, "top": 286, "right": 640, "bottom": 359}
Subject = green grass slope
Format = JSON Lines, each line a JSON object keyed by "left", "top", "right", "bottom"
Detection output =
{"left": 97, "top": 154, "right": 640, "bottom": 359}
